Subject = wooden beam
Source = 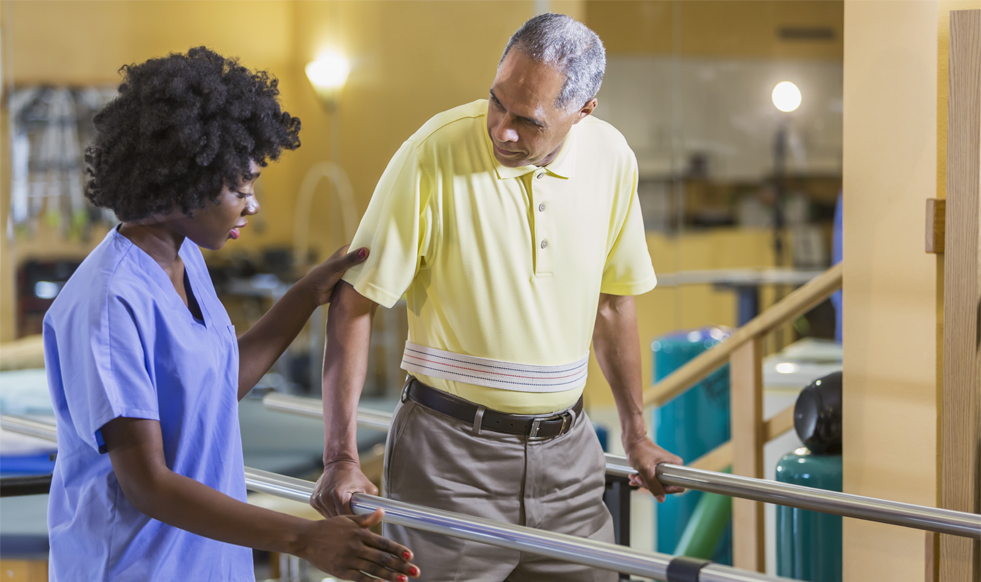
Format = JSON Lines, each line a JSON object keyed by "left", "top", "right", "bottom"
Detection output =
{"left": 941, "top": 9, "right": 981, "bottom": 582}
{"left": 764, "top": 403, "right": 796, "bottom": 442}
{"left": 690, "top": 441, "right": 734, "bottom": 473}
{"left": 643, "top": 263, "right": 843, "bottom": 408}
{"left": 687, "top": 403, "right": 797, "bottom": 473}
{"left": 730, "top": 338, "right": 765, "bottom": 572}
{"left": 926, "top": 199, "right": 946, "bottom": 254}
{"left": 0, "top": 334, "right": 44, "bottom": 371}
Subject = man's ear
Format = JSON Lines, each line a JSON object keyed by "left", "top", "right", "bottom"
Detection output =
{"left": 575, "top": 98, "right": 598, "bottom": 123}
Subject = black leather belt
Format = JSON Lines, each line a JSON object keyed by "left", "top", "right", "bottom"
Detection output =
{"left": 403, "top": 377, "right": 582, "bottom": 439}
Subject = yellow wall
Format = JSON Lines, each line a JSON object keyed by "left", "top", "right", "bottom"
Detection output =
{"left": 0, "top": 0, "right": 542, "bottom": 340}
{"left": 586, "top": 0, "right": 843, "bottom": 59}
{"left": 2, "top": 0, "right": 811, "bottom": 403}
{"left": 841, "top": 2, "right": 942, "bottom": 581}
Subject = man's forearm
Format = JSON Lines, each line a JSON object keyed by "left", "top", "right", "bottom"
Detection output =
{"left": 592, "top": 293, "right": 647, "bottom": 445}
{"left": 322, "top": 282, "right": 377, "bottom": 464}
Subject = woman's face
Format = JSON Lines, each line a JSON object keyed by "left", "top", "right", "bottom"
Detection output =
{"left": 179, "top": 160, "right": 261, "bottom": 251}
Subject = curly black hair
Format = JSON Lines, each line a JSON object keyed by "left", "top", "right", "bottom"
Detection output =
{"left": 85, "top": 46, "right": 301, "bottom": 221}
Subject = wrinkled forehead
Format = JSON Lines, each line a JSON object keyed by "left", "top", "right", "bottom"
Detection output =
{"left": 493, "top": 50, "right": 567, "bottom": 114}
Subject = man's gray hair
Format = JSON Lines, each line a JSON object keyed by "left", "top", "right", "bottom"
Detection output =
{"left": 500, "top": 13, "right": 606, "bottom": 111}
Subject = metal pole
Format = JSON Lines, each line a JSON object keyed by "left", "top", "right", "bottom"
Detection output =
{"left": 613, "top": 452, "right": 972, "bottom": 541}
{"left": 0, "top": 414, "right": 58, "bottom": 442}
{"left": 262, "top": 392, "right": 392, "bottom": 432}
{"left": 10, "top": 410, "right": 979, "bottom": 541}
{"left": 605, "top": 454, "right": 981, "bottom": 539}
{"left": 655, "top": 462, "right": 981, "bottom": 540}
{"left": 244, "top": 466, "right": 787, "bottom": 582}
{"left": 256, "top": 396, "right": 981, "bottom": 540}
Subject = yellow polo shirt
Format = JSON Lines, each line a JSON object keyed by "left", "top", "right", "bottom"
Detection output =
{"left": 343, "top": 100, "right": 655, "bottom": 414}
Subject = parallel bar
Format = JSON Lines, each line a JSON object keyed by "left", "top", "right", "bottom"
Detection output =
{"left": 654, "top": 464, "right": 981, "bottom": 541}
{"left": 0, "top": 415, "right": 58, "bottom": 442}
{"left": 262, "top": 392, "right": 393, "bottom": 431}
{"left": 257, "top": 397, "right": 981, "bottom": 541}
{"left": 11, "top": 412, "right": 978, "bottom": 541}
{"left": 345, "top": 478, "right": 787, "bottom": 582}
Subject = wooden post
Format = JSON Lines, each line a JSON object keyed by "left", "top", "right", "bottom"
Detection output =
{"left": 941, "top": 9, "right": 981, "bottom": 582}
{"left": 730, "top": 337, "right": 765, "bottom": 572}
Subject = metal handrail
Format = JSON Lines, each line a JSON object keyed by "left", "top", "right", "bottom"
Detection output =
{"left": 0, "top": 414, "right": 787, "bottom": 582}
{"left": 263, "top": 391, "right": 393, "bottom": 432}
{"left": 245, "top": 466, "right": 786, "bottom": 582}
{"left": 604, "top": 455, "right": 979, "bottom": 540}
{"left": 260, "top": 395, "right": 981, "bottom": 540}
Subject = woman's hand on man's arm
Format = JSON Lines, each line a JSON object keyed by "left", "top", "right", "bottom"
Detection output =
{"left": 236, "top": 245, "right": 368, "bottom": 400}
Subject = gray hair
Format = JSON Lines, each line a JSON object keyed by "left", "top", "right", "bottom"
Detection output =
{"left": 500, "top": 13, "right": 606, "bottom": 111}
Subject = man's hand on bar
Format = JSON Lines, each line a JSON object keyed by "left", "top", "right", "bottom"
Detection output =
{"left": 311, "top": 459, "right": 378, "bottom": 517}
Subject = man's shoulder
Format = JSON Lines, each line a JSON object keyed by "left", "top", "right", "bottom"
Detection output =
{"left": 407, "top": 100, "right": 487, "bottom": 148}
{"left": 579, "top": 115, "right": 632, "bottom": 154}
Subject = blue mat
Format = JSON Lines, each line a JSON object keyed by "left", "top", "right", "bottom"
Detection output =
{"left": 0, "top": 453, "right": 56, "bottom": 476}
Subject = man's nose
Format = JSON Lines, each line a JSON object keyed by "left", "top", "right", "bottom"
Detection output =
{"left": 493, "top": 117, "right": 519, "bottom": 143}
{"left": 244, "top": 196, "right": 260, "bottom": 215}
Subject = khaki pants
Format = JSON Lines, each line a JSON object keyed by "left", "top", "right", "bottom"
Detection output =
{"left": 383, "top": 397, "right": 617, "bottom": 582}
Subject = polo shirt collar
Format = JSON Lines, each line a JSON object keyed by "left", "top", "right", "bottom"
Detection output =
{"left": 483, "top": 116, "right": 579, "bottom": 181}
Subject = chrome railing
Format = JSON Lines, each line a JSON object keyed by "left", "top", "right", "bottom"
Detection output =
{"left": 1, "top": 413, "right": 787, "bottom": 582}
{"left": 260, "top": 393, "right": 981, "bottom": 540}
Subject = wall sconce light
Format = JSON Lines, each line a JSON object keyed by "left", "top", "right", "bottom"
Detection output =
{"left": 305, "top": 50, "right": 350, "bottom": 111}
{"left": 771, "top": 81, "right": 802, "bottom": 113}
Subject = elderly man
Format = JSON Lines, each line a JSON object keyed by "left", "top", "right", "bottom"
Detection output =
{"left": 311, "top": 13, "right": 683, "bottom": 581}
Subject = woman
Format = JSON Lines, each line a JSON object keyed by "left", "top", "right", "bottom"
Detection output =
{"left": 42, "top": 47, "right": 419, "bottom": 582}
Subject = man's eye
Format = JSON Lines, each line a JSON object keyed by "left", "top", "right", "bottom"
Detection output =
{"left": 235, "top": 191, "right": 250, "bottom": 199}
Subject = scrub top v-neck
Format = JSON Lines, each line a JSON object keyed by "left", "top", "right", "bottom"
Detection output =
{"left": 42, "top": 228, "right": 253, "bottom": 582}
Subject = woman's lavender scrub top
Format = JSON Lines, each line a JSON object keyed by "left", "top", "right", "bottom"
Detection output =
{"left": 43, "top": 228, "right": 255, "bottom": 581}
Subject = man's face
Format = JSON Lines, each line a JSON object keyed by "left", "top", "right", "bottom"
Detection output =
{"left": 487, "top": 50, "right": 596, "bottom": 168}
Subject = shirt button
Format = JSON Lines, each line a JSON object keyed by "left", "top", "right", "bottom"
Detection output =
{"left": 536, "top": 172, "right": 545, "bottom": 180}
{"left": 538, "top": 203, "right": 546, "bottom": 212}
{"left": 541, "top": 239, "right": 548, "bottom": 249}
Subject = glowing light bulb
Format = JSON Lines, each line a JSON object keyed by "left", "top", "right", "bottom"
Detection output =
{"left": 306, "top": 51, "right": 350, "bottom": 92}
{"left": 771, "top": 81, "right": 802, "bottom": 113}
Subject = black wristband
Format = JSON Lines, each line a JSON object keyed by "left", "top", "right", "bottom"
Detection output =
{"left": 666, "top": 556, "right": 711, "bottom": 582}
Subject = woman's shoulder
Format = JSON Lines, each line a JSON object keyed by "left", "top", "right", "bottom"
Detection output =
{"left": 46, "top": 230, "right": 161, "bottom": 326}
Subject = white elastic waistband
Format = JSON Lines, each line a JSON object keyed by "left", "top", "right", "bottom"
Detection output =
{"left": 400, "top": 342, "right": 589, "bottom": 393}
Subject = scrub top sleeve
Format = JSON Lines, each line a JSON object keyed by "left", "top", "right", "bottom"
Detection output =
{"left": 342, "top": 140, "right": 435, "bottom": 308}
{"left": 77, "top": 293, "right": 160, "bottom": 454}
{"left": 600, "top": 154, "right": 657, "bottom": 296}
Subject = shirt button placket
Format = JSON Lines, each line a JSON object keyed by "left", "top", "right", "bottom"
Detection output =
{"left": 532, "top": 170, "right": 552, "bottom": 276}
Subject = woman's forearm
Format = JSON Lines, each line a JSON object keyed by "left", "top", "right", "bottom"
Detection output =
{"left": 236, "top": 279, "right": 318, "bottom": 399}
{"left": 131, "top": 466, "right": 310, "bottom": 555}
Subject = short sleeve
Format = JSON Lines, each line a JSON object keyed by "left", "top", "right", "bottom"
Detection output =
{"left": 45, "top": 293, "right": 160, "bottom": 454}
{"left": 342, "top": 140, "right": 435, "bottom": 308}
{"left": 600, "top": 154, "right": 657, "bottom": 296}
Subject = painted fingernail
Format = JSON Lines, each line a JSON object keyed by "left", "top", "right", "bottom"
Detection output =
{"left": 410, "top": 566, "right": 420, "bottom": 576}
{"left": 399, "top": 576, "right": 408, "bottom": 582}
{"left": 359, "top": 248, "right": 367, "bottom": 258}
{"left": 403, "top": 551, "right": 412, "bottom": 560}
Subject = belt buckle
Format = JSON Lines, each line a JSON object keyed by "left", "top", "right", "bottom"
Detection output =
{"left": 559, "top": 411, "right": 571, "bottom": 435}
{"left": 529, "top": 418, "right": 543, "bottom": 439}
{"left": 529, "top": 410, "right": 573, "bottom": 440}
{"left": 401, "top": 376, "right": 412, "bottom": 403}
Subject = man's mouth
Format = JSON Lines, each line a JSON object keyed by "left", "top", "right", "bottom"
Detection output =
{"left": 494, "top": 143, "right": 521, "bottom": 157}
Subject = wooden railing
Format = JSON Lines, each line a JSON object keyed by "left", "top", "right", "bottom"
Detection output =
{"left": 640, "top": 261, "right": 843, "bottom": 572}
